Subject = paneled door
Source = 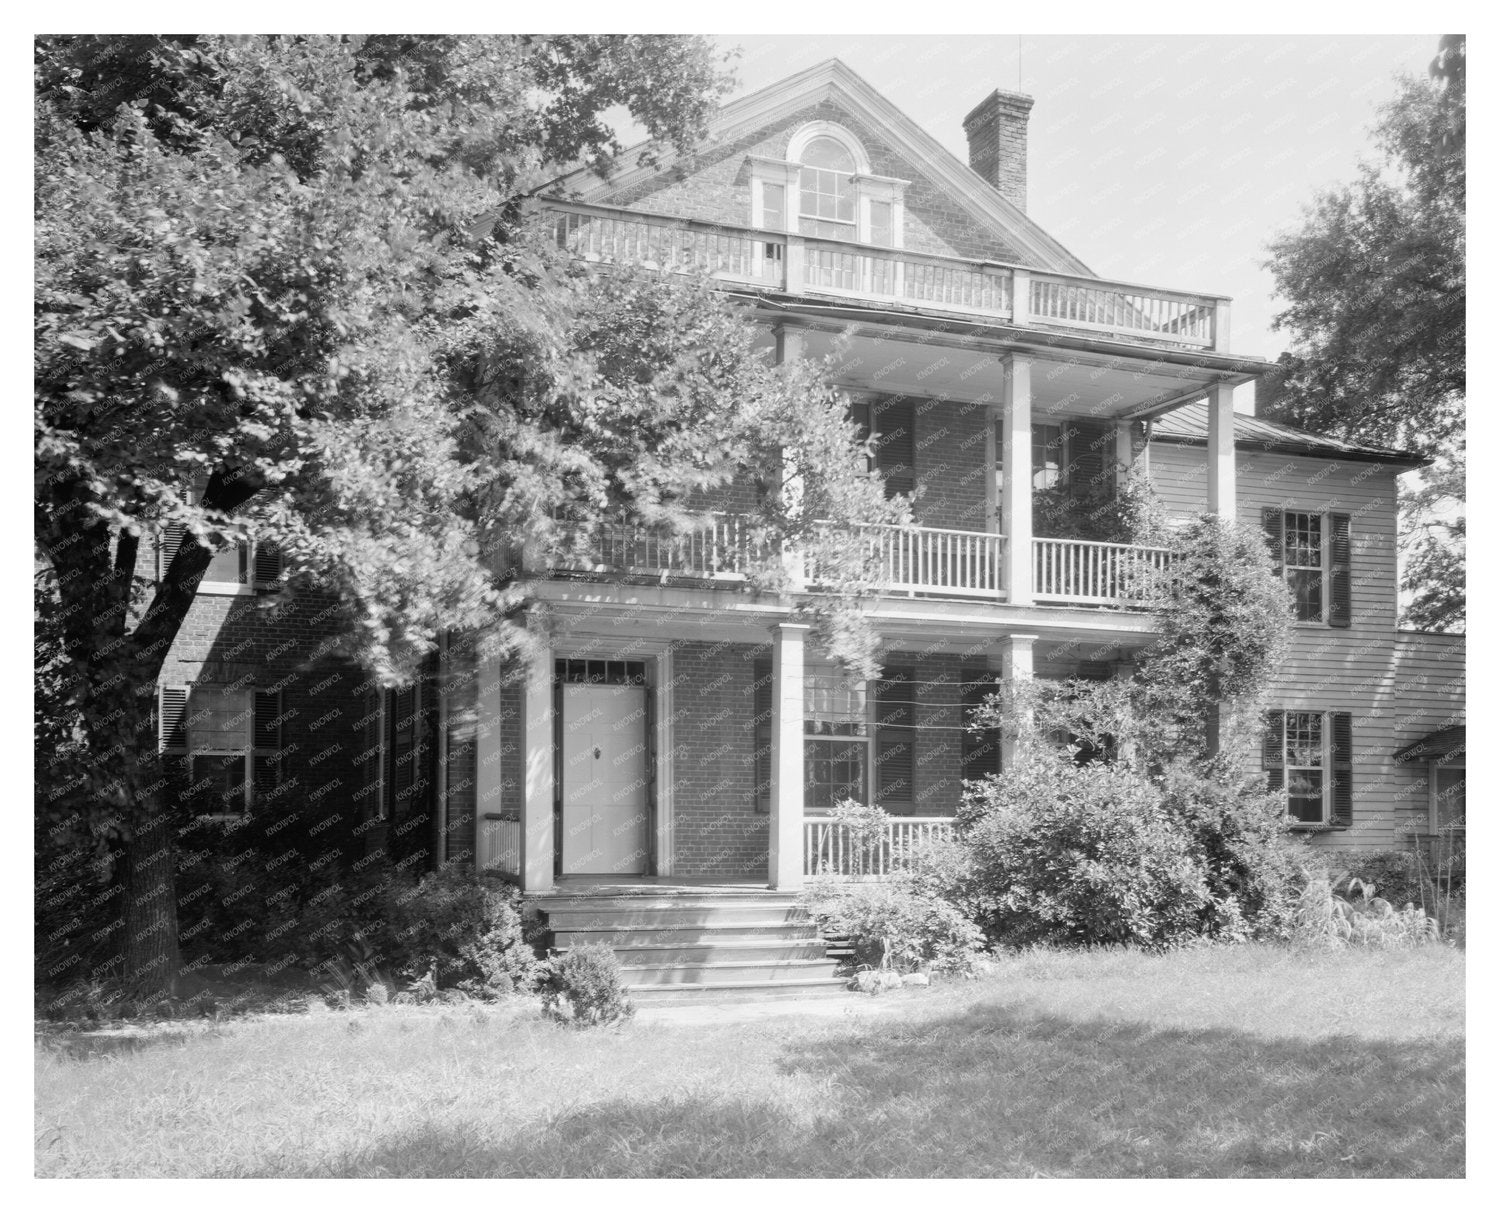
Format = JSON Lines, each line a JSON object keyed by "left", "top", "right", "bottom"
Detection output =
{"left": 559, "top": 681, "right": 649, "bottom": 875}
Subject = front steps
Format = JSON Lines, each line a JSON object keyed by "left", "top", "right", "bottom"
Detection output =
{"left": 533, "top": 889, "right": 846, "bottom": 1004}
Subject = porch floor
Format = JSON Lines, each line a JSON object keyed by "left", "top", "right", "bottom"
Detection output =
{"left": 527, "top": 875, "right": 778, "bottom": 900}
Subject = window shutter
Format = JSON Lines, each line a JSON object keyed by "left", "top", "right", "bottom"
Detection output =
{"left": 1065, "top": 418, "right": 1110, "bottom": 497}
{"left": 874, "top": 397, "right": 916, "bottom": 499}
{"left": 1262, "top": 508, "right": 1284, "bottom": 579}
{"left": 1328, "top": 513, "right": 1352, "bottom": 628}
{"left": 158, "top": 523, "right": 185, "bottom": 581}
{"left": 874, "top": 665, "right": 915, "bottom": 811}
{"left": 753, "top": 658, "right": 773, "bottom": 812}
{"left": 961, "top": 670, "right": 1002, "bottom": 781}
{"left": 1263, "top": 709, "right": 1285, "bottom": 792}
{"left": 1330, "top": 711, "right": 1354, "bottom": 827}
{"left": 253, "top": 690, "right": 281, "bottom": 750}
{"left": 254, "top": 539, "right": 284, "bottom": 585}
{"left": 159, "top": 685, "right": 189, "bottom": 751}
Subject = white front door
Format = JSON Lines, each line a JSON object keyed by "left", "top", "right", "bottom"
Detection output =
{"left": 560, "top": 682, "right": 649, "bottom": 875}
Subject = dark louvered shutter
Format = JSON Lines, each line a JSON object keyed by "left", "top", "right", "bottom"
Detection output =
{"left": 252, "top": 689, "right": 282, "bottom": 807}
{"left": 160, "top": 685, "right": 189, "bottom": 751}
{"left": 1328, "top": 513, "right": 1352, "bottom": 628}
{"left": 1066, "top": 418, "right": 1111, "bottom": 498}
{"left": 158, "top": 522, "right": 186, "bottom": 582}
{"left": 961, "top": 670, "right": 1002, "bottom": 781}
{"left": 1263, "top": 709, "right": 1285, "bottom": 793}
{"left": 1330, "top": 711, "right": 1354, "bottom": 827}
{"left": 254, "top": 540, "right": 284, "bottom": 585}
{"left": 874, "top": 397, "right": 916, "bottom": 499}
{"left": 1262, "top": 508, "right": 1284, "bottom": 579}
{"left": 753, "top": 657, "right": 773, "bottom": 813}
{"left": 874, "top": 665, "right": 915, "bottom": 812}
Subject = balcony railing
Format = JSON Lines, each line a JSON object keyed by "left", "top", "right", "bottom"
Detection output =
{"left": 1032, "top": 537, "right": 1174, "bottom": 606}
{"left": 545, "top": 198, "right": 1228, "bottom": 352}
{"left": 551, "top": 514, "right": 1171, "bottom": 608}
{"left": 804, "top": 816, "right": 956, "bottom": 879}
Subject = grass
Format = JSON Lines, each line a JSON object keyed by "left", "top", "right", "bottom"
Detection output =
{"left": 34, "top": 943, "right": 1464, "bottom": 1178}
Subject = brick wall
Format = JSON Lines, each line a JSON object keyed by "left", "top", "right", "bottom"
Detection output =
{"left": 668, "top": 640, "right": 770, "bottom": 878}
{"left": 598, "top": 99, "right": 1027, "bottom": 265}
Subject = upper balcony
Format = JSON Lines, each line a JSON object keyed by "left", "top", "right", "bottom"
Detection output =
{"left": 544, "top": 198, "right": 1231, "bottom": 356}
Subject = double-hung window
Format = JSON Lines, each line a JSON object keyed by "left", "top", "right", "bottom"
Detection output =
{"left": 1264, "top": 509, "right": 1351, "bottom": 626}
{"left": 157, "top": 474, "right": 284, "bottom": 594}
{"left": 160, "top": 684, "right": 284, "bottom": 816}
{"left": 1264, "top": 709, "right": 1354, "bottom": 827}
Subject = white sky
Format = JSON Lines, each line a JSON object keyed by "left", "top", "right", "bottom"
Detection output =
{"left": 715, "top": 34, "right": 1440, "bottom": 367}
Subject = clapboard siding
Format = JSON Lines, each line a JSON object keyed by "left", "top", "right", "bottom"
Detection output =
{"left": 1148, "top": 440, "right": 1458, "bottom": 850}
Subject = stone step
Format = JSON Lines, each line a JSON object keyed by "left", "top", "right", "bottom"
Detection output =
{"left": 626, "top": 977, "right": 851, "bottom": 1004}
{"left": 544, "top": 904, "right": 813, "bottom": 931}
{"left": 618, "top": 958, "right": 841, "bottom": 986}
{"left": 553, "top": 922, "right": 822, "bottom": 947}
{"left": 602, "top": 939, "right": 829, "bottom": 965}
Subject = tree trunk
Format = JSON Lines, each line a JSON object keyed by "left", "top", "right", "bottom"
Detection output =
{"left": 115, "top": 769, "right": 182, "bottom": 1002}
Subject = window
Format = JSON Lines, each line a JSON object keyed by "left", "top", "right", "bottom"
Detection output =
{"left": 1264, "top": 709, "right": 1353, "bottom": 827}
{"left": 160, "top": 684, "right": 283, "bottom": 815}
{"left": 762, "top": 182, "right": 786, "bottom": 232}
{"left": 868, "top": 200, "right": 894, "bottom": 247}
{"left": 848, "top": 396, "right": 915, "bottom": 499}
{"left": 803, "top": 667, "right": 868, "bottom": 808}
{"left": 1264, "top": 509, "right": 1351, "bottom": 626}
{"left": 960, "top": 671, "right": 1002, "bottom": 781}
{"left": 1032, "top": 424, "right": 1066, "bottom": 490}
{"left": 157, "top": 475, "right": 284, "bottom": 593}
{"left": 798, "top": 136, "right": 857, "bottom": 239}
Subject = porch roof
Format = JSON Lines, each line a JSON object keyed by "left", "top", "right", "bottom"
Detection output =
{"left": 1394, "top": 725, "right": 1466, "bottom": 764}
{"left": 1152, "top": 402, "right": 1428, "bottom": 467}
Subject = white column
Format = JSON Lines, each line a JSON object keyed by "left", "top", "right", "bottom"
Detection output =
{"left": 1114, "top": 419, "right": 1142, "bottom": 485}
{"left": 996, "top": 632, "right": 1037, "bottom": 769}
{"left": 1207, "top": 381, "right": 1236, "bottom": 522}
{"left": 521, "top": 644, "right": 554, "bottom": 893}
{"left": 1001, "top": 356, "right": 1033, "bottom": 606}
{"left": 775, "top": 326, "right": 808, "bottom": 592}
{"left": 768, "top": 621, "right": 809, "bottom": 890}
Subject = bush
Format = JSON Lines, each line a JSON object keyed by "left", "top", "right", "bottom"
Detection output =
{"left": 960, "top": 750, "right": 1210, "bottom": 949}
{"left": 1291, "top": 871, "right": 1441, "bottom": 949}
{"left": 539, "top": 943, "right": 634, "bottom": 1026}
{"left": 802, "top": 874, "right": 985, "bottom": 975}
{"left": 1158, "top": 760, "right": 1311, "bottom": 940}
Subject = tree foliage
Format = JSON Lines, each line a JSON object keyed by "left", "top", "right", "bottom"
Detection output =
{"left": 34, "top": 34, "right": 900, "bottom": 994}
{"left": 1262, "top": 35, "right": 1464, "bottom": 631}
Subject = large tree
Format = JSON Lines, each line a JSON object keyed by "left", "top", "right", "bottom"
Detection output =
{"left": 35, "top": 35, "right": 902, "bottom": 997}
{"left": 1261, "top": 34, "right": 1465, "bottom": 631}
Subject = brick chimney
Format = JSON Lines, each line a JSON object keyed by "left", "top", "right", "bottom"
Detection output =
{"left": 962, "top": 89, "right": 1035, "bottom": 212}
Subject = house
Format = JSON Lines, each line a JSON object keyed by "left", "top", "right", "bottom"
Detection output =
{"left": 153, "top": 60, "right": 1463, "bottom": 993}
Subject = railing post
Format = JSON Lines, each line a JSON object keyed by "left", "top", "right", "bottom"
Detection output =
{"left": 1001, "top": 355, "right": 1033, "bottom": 606}
{"left": 769, "top": 622, "right": 809, "bottom": 890}
{"left": 784, "top": 234, "right": 804, "bottom": 294}
{"left": 1010, "top": 268, "right": 1030, "bottom": 327}
{"left": 1213, "top": 299, "right": 1232, "bottom": 353}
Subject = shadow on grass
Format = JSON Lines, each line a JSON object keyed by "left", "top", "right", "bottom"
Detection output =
{"left": 240, "top": 1001, "right": 1464, "bottom": 1179}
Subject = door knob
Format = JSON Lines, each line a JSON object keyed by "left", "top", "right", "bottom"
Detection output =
{"left": 594, "top": 746, "right": 602, "bottom": 760}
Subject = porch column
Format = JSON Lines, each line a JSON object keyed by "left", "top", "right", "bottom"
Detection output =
{"left": 996, "top": 632, "right": 1038, "bottom": 769}
{"left": 768, "top": 621, "right": 809, "bottom": 890}
{"left": 1001, "top": 355, "right": 1033, "bottom": 606}
{"left": 1207, "top": 380, "right": 1236, "bottom": 521}
{"left": 1114, "top": 419, "right": 1145, "bottom": 485}
{"left": 520, "top": 643, "right": 555, "bottom": 893}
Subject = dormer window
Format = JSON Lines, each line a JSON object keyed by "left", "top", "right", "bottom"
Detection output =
{"left": 748, "top": 122, "right": 908, "bottom": 249}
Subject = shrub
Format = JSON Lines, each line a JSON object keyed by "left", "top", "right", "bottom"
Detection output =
{"left": 539, "top": 943, "right": 634, "bottom": 1026}
{"left": 1158, "top": 759, "right": 1311, "bottom": 940}
{"left": 381, "top": 867, "right": 541, "bottom": 998}
{"left": 802, "top": 874, "right": 985, "bottom": 975}
{"left": 1291, "top": 871, "right": 1442, "bottom": 949}
{"left": 960, "top": 750, "right": 1210, "bottom": 949}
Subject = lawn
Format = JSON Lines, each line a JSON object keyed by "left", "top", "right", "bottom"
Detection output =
{"left": 34, "top": 943, "right": 1464, "bottom": 1178}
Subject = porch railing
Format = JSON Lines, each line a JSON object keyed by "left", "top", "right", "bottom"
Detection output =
{"left": 478, "top": 811, "right": 521, "bottom": 878}
{"left": 810, "top": 522, "right": 1005, "bottom": 599}
{"left": 804, "top": 816, "right": 956, "bottom": 879}
{"left": 552, "top": 512, "right": 772, "bottom": 579}
{"left": 544, "top": 199, "right": 1228, "bottom": 352}
{"left": 1032, "top": 537, "right": 1174, "bottom": 605}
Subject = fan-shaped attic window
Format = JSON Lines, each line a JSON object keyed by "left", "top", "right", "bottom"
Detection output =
{"left": 799, "top": 136, "right": 857, "bottom": 237}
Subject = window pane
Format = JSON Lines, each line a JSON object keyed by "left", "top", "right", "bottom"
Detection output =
{"left": 804, "top": 670, "right": 867, "bottom": 736}
{"left": 1287, "top": 770, "right": 1324, "bottom": 823}
{"left": 191, "top": 754, "right": 248, "bottom": 813}
{"left": 762, "top": 183, "right": 785, "bottom": 231}
{"left": 805, "top": 738, "right": 866, "bottom": 808}
{"left": 1032, "top": 424, "right": 1063, "bottom": 490}
{"left": 205, "top": 543, "right": 245, "bottom": 583}
{"left": 1289, "top": 568, "right": 1323, "bottom": 621}
{"left": 1285, "top": 712, "right": 1323, "bottom": 766}
{"left": 801, "top": 136, "right": 856, "bottom": 172}
{"left": 186, "top": 687, "right": 252, "bottom": 752}
{"left": 1285, "top": 512, "right": 1322, "bottom": 567}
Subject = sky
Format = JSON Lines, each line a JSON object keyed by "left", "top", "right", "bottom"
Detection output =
{"left": 713, "top": 34, "right": 1440, "bottom": 370}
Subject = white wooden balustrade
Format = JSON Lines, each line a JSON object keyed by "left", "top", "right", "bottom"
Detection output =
{"left": 804, "top": 816, "right": 956, "bottom": 879}
{"left": 1032, "top": 537, "right": 1174, "bottom": 605}
{"left": 810, "top": 523, "right": 1005, "bottom": 599}
{"left": 542, "top": 199, "right": 1228, "bottom": 352}
{"left": 554, "top": 513, "right": 770, "bottom": 579}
